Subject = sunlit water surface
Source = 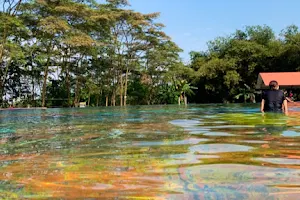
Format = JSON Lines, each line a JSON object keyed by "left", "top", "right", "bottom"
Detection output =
{"left": 0, "top": 104, "right": 300, "bottom": 199}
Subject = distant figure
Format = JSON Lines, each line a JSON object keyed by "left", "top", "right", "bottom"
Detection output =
{"left": 260, "top": 80, "right": 288, "bottom": 114}
{"left": 288, "top": 90, "right": 294, "bottom": 100}
{"left": 284, "top": 90, "right": 294, "bottom": 102}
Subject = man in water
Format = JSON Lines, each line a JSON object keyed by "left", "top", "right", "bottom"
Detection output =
{"left": 260, "top": 80, "right": 288, "bottom": 115}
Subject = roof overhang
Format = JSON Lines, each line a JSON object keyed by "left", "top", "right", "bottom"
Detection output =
{"left": 256, "top": 72, "right": 300, "bottom": 89}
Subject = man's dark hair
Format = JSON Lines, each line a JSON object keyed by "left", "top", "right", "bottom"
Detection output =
{"left": 269, "top": 80, "right": 278, "bottom": 90}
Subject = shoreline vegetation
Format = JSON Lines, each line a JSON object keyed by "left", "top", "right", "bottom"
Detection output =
{"left": 1, "top": 1, "right": 300, "bottom": 108}
{"left": 2, "top": 101, "right": 300, "bottom": 110}
{"left": 0, "top": 107, "right": 47, "bottom": 111}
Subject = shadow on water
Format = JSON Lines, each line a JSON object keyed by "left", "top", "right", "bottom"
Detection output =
{"left": 0, "top": 104, "right": 299, "bottom": 199}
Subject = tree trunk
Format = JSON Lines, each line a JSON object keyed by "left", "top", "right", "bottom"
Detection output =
{"left": 74, "top": 58, "right": 83, "bottom": 107}
{"left": 32, "top": 75, "right": 35, "bottom": 107}
{"left": 0, "top": 47, "right": 4, "bottom": 66}
{"left": 0, "top": 59, "right": 12, "bottom": 106}
{"left": 112, "top": 92, "right": 116, "bottom": 106}
{"left": 63, "top": 48, "right": 71, "bottom": 107}
{"left": 96, "top": 94, "right": 99, "bottom": 107}
{"left": 184, "top": 96, "right": 187, "bottom": 105}
{"left": 41, "top": 57, "right": 50, "bottom": 108}
{"left": 120, "top": 73, "right": 123, "bottom": 106}
{"left": 88, "top": 91, "right": 91, "bottom": 106}
{"left": 178, "top": 96, "right": 181, "bottom": 105}
{"left": 74, "top": 77, "right": 80, "bottom": 107}
{"left": 65, "top": 59, "right": 71, "bottom": 107}
{"left": 97, "top": 90, "right": 102, "bottom": 107}
{"left": 106, "top": 96, "right": 108, "bottom": 107}
{"left": 149, "top": 87, "right": 154, "bottom": 105}
{"left": 0, "top": 23, "right": 8, "bottom": 66}
{"left": 0, "top": 80, "right": 3, "bottom": 107}
{"left": 66, "top": 69, "right": 70, "bottom": 107}
{"left": 111, "top": 90, "right": 116, "bottom": 106}
{"left": 124, "top": 67, "right": 129, "bottom": 106}
{"left": 41, "top": 66, "right": 48, "bottom": 108}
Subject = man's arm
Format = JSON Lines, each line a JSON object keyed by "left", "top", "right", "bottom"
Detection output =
{"left": 286, "top": 97, "right": 294, "bottom": 102}
{"left": 261, "top": 99, "right": 265, "bottom": 113}
{"left": 283, "top": 99, "right": 288, "bottom": 115}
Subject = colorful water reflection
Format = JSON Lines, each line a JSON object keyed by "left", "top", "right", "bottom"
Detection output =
{"left": 0, "top": 104, "right": 299, "bottom": 199}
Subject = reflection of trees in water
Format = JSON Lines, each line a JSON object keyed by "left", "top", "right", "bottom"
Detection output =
{"left": 216, "top": 112, "right": 291, "bottom": 136}
{"left": 0, "top": 120, "right": 190, "bottom": 199}
{"left": 255, "top": 124, "right": 288, "bottom": 136}
{"left": 257, "top": 111, "right": 300, "bottom": 136}
{"left": 1, "top": 108, "right": 300, "bottom": 198}
{"left": 197, "top": 112, "right": 300, "bottom": 171}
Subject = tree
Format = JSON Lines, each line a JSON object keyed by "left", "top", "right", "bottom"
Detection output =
{"left": 178, "top": 81, "right": 198, "bottom": 105}
{"left": 234, "top": 84, "right": 261, "bottom": 103}
{"left": 4, "top": 0, "right": 300, "bottom": 107}
{"left": 0, "top": 0, "right": 27, "bottom": 105}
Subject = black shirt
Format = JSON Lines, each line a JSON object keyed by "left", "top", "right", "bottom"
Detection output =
{"left": 262, "top": 90, "right": 285, "bottom": 112}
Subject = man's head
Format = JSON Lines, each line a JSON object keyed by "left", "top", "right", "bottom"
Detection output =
{"left": 269, "top": 80, "right": 279, "bottom": 90}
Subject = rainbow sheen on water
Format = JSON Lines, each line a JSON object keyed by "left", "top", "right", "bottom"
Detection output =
{"left": 0, "top": 104, "right": 300, "bottom": 199}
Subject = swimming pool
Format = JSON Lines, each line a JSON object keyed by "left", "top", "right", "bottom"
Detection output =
{"left": 0, "top": 104, "right": 299, "bottom": 199}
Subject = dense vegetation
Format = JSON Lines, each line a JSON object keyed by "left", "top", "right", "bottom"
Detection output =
{"left": 189, "top": 25, "right": 300, "bottom": 103}
{"left": 1, "top": 0, "right": 300, "bottom": 107}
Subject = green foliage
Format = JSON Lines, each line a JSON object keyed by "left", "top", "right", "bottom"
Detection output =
{"left": 234, "top": 84, "right": 261, "bottom": 103}
{"left": 245, "top": 25, "right": 275, "bottom": 45}
{"left": 189, "top": 24, "right": 300, "bottom": 103}
{"left": 127, "top": 77, "right": 149, "bottom": 105}
{"left": 182, "top": 83, "right": 197, "bottom": 96}
{"left": 157, "top": 84, "right": 178, "bottom": 104}
{"left": 0, "top": 0, "right": 185, "bottom": 107}
{"left": 2, "top": 0, "right": 300, "bottom": 106}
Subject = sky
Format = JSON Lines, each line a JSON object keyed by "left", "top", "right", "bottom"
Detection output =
{"left": 126, "top": 0, "right": 300, "bottom": 62}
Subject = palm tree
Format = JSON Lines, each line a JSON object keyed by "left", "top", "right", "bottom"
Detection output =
{"left": 235, "top": 84, "right": 261, "bottom": 103}
{"left": 177, "top": 80, "right": 198, "bottom": 105}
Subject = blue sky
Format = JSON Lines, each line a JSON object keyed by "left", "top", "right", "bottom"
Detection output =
{"left": 126, "top": 0, "right": 300, "bottom": 62}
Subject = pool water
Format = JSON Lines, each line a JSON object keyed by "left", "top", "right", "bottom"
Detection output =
{"left": 0, "top": 104, "right": 300, "bottom": 199}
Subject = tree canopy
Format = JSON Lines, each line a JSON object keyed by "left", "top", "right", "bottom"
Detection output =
{"left": 1, "top": 1, "right": 300, "bottom": 107}
{"left": 189, "top": 25, "right": 300, "bottom": 103}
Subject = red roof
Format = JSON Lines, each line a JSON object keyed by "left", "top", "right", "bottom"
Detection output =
{"left": 256, "top": 72, "right": 300, "bottom": 89}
